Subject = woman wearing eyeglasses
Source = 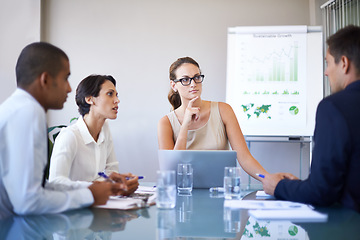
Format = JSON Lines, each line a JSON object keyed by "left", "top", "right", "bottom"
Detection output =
{"left": 158, "top": 57, "right": 296, "bottom": 181}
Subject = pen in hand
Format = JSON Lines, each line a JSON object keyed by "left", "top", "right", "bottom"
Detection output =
{"left": 126, "top": 176, "right": 144, "bottom": 180}
{"left": 98, "top": 172, "right": 129, "bottom": 194}
{"left": 98, "top": 172, "right": 143, "bottom": 182}
{"left": 256, "top": 173, "right": 265, "bottom": 179}
{"left": 98, "top": 172, "right": 116, "bottom": 183}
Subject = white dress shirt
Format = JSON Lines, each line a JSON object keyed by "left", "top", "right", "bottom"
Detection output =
{"left": 49, "top": 116, "right": 119, "bottom": 185}
{"left": 0, "top": 89, "right": 93, "bottom": 216}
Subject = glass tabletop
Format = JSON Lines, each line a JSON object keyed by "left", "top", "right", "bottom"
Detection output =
{"left": 1, "top": 187, "right": 359, "bottom": 239}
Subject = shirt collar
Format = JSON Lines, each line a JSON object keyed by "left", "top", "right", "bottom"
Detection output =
{"left": 345, "top": 80, "right": 360, "bottom": 91}
{"left": 76, "top": 116, "right": 105, "bottom": 145}
{"left": 15, "top": 88, "right": 45, "bottom": 113}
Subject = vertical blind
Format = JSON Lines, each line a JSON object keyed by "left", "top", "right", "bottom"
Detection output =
{"left": 321, "top": 0, "right": 360, "bottom": 96}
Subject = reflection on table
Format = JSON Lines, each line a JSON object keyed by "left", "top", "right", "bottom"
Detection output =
{"left": 0, "top": 207, "right": 142, "bottom": 240}
{"left": 1, "top": 187, "right": 360, "bottom": 239}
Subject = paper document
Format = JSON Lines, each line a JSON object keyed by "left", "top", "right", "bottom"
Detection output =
{"left": 255, "top": 190, "right": 275, "bottom": 199}
{"left": 95, "top": 197, "right": 146, "bottom": 210}
{"left": 249, "top": 209, "right": 328, "bottom": 222}
{"left": 95, "top": 186, "right": 156, "bottom": 210}
{"left": 136, "top": 185, "right": 156, "bottom": 193}
{"left": 224, "top": 199, "right": 328, "bottom": 222}
{"left": 224, "top": 200, "right": 309, "bottom": 209}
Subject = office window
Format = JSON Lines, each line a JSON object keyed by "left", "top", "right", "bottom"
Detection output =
{"left": 321, "top": 0, "right": 360, "bottom": 96}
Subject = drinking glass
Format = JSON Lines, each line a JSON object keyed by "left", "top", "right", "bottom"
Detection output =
{"left": 177, "top": 163, "right": 193, "bottom": 194}
{"left": 223, "top": 167, "right": 241, "bottom": 200}
{"left": 156, "top": 170, "right": 176, "bottom": 209}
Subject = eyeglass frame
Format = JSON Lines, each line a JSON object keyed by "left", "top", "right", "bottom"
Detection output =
{"left": 172, "top": 74, "right": 205, "bottom": 86}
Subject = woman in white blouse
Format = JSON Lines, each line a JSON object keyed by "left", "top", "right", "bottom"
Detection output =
{"left": 49, "top": 75, "right": 138, "bottom": 195}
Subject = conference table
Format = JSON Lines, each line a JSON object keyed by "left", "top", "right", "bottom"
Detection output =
{"left": 1, "top": 185, "right": 359, "bottom": 239}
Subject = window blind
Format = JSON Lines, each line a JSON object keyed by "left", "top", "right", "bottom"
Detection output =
{"left": 321, "top": 0, "right": 360, "bottom": 96}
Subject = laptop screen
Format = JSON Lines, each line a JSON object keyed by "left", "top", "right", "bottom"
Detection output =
{"left": 158, "top": 150, "right": 237, "bottom": 188}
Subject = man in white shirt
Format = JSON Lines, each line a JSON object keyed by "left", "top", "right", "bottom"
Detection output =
{"left": 0, "top": 42, "right": 123, "bottom": 217}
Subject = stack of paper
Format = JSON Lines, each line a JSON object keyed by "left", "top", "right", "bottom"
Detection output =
{"left": 95, "top": 197, "right": 146, "bottom": 210}
{"left": 95, "top": 185, "right": 156, "bottom": 210}
{"left": 248, "top": 208, "right": 327, "bottom": 222}
{"left": 255, "top": 190, "right": 275, "bottom": 199}
{"left": 224, "top": 196, "right": 328, "bottom": 222}
{"left": 225, "top": 199, "right": 309, "bottom": 209}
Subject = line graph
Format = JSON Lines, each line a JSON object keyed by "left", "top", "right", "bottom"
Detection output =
{"left": 235, "top": 36, "right": 302, "bottom": 83}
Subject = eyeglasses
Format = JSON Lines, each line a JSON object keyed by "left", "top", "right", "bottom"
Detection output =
{"left": 173, "top": 75, "right": 204, "bottom": 86}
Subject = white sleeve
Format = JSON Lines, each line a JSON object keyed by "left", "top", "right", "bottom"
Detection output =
{"left": 3, "top": 106, "right": 93, "bottom": 215}
{"left": 45, "top": 180, "right": 91, "bottom": 191}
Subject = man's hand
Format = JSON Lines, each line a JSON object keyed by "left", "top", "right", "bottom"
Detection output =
{"left": 261, "top": 173, "right": 287, "bottom": 196}
{"left": 88, "top": 181, "right": 114, "bottom": 206}
{"left": 279, "top": 172, "right": 299, "bottom": 180}
{"left": 110, "top": 172, "right": 139, "bottom": 196}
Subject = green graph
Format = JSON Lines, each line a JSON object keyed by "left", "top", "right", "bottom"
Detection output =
{"left": 247, "top": 42, "right": 299, "bottom": 82}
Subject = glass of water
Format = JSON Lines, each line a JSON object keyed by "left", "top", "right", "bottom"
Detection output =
{"left": 156, "top": 170, "right": 176, "bottom": 209}
{"left": 177, "top": 163, "right": 193, "bottom": 194}
{"left": 223, "top": 167, "right": 241, "bottom": 200}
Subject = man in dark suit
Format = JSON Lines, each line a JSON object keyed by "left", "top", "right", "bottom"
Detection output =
{"left": 262, "top": 25, "right": 360, "bottom": 212}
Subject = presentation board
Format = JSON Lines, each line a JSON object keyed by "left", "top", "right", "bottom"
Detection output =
{"left": 226, "top": 26, "right": 323, "bottom": 137}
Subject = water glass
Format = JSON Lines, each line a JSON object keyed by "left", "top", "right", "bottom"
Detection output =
{"left": 156, "top": 170, "right": 176, "bottom": 209}
{"left": 223, "top": 167, "right": 241, "bottom": 200}
{"left": 177, "top": 163, "right": 193, "bottom": 194}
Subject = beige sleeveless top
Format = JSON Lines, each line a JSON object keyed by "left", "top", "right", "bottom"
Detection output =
{"left": 167, "top": 102, "right": 229, "bottom": 150}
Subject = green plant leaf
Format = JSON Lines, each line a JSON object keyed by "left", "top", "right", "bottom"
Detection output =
{"left": 70, "top": 117, "right": 78, "bottom": 123}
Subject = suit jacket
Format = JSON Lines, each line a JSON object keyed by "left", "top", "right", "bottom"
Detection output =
{"left": 275, "top": 80, "right": 360, "bottom": 212}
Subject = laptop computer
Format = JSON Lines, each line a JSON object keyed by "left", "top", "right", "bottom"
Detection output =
{"left": 158, "top": 150, "right": 237, "bottom": 189}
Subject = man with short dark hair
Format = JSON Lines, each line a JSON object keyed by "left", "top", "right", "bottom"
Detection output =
{"left": 0, "top": 42, "right": 121, "bottom": 217}
{"left": 262, "top": 25, "right": 360, "bottom": 212}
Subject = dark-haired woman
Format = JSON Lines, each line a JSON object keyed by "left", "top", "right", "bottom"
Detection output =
{"left": 49, "top": 75, "right": 138, "bottom": 195}
{"left": 157, "top": 57, "right": 296, "bottom": 181}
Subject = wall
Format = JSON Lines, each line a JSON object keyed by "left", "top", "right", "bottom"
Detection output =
{"left": 42, "top": 0, "right": 311, "bottom": 182}
{"left": 0, "top": 1, "right": 41, "bottom": 103}
{"left": 1, "top": 1, "right": 319, "bottom": 182}
{"left": 310, "top": 0, "right": 329, "bottom": 25}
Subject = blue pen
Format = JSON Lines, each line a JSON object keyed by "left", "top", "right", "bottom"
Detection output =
{"left": 99, "top": 172, "right": 144, "bottom": 181}
{"left": 126, "top": 176, "right": 144, "bottom": 180}
{"left": 98, "top": 172, "right": 116, "bottom": 183}
{"left": 256, "top": 173, "right": 265, "bottom": 178}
